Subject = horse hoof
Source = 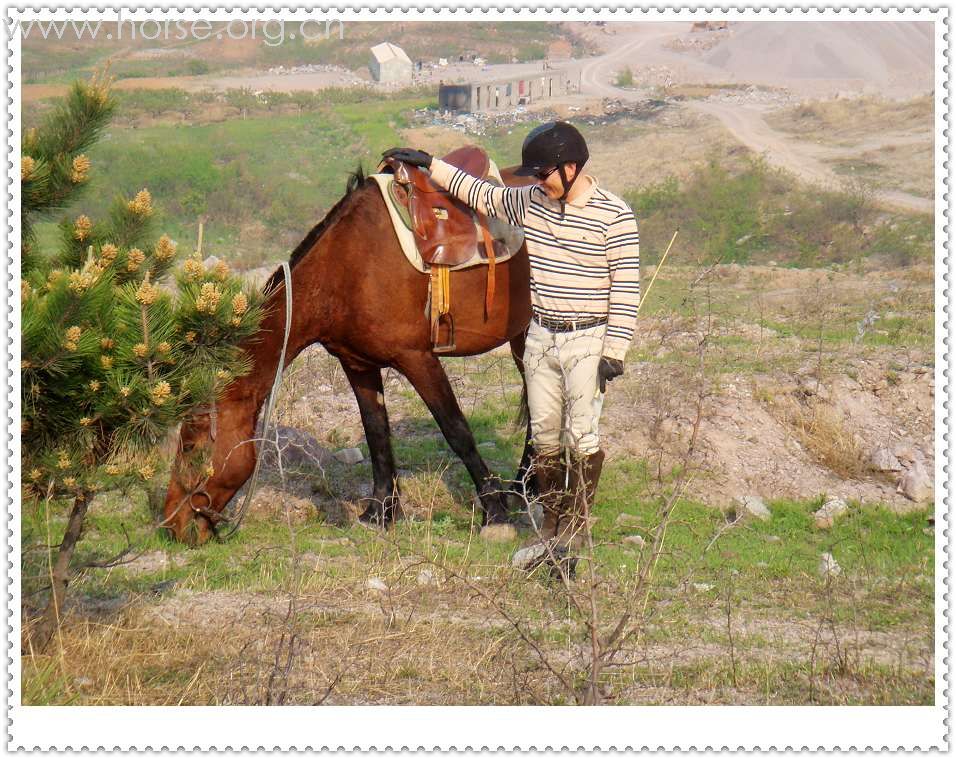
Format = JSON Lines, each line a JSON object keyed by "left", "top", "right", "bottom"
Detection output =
{"left": 480, "top": 523, "right": 517, "bottom": 543}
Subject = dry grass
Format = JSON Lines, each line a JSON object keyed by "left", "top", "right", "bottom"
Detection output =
{"left": 755, "top": 388, "right": 868, "bottom": 480}
{"left": 767, "top": 95, "right": 933, "bottom": 145}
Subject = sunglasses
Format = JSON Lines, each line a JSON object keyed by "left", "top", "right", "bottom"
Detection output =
{"left": 534, "top": 166, "right": 559, "bottom": 181}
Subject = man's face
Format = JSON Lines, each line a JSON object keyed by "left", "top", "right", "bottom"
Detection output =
{"left": 537, "top": 162, "right": 578, "bottom": 200}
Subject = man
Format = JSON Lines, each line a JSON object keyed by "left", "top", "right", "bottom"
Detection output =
{"left": 384, "top": 121, "right": 640, "bottom": 575}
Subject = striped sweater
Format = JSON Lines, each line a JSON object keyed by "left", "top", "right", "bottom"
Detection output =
{"left": 429, "top": 158, "right": 641, "bottom": 361}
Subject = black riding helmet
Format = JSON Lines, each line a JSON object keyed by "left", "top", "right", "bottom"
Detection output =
{"left": 514, "top": 121, "right": 589, "bottom": 202}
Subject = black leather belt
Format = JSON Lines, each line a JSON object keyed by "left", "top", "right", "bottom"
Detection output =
{"left": 533, "top": 313, "right": 608, "bottom": 333}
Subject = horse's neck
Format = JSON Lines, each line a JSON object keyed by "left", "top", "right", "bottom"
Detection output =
{"left": 239, "top": 180, "right": 373, "bottom": 406}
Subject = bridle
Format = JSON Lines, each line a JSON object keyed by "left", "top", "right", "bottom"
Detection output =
{"left": 165, "top": 261, "right": 293, "bottom": 541}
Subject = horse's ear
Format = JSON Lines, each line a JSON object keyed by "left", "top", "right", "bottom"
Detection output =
{"left": 349, "top": 165, "right": 369, "bottom": 190}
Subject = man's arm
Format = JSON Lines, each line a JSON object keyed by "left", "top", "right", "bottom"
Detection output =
{"left": 429, "top": 158, "right": 535, "bottom": 227}
{"left": 603, "top": 208, "right": 641, "bottom": 362}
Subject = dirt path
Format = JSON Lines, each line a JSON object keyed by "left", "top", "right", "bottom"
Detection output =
{"left": 579, "top": 23, "right": 688, "bottom": 97}
{"left": 576, "top": 26, "right": 934, "bottom": 216}
{"left": 687, "top": 101, "right": 933, "bottom": 214}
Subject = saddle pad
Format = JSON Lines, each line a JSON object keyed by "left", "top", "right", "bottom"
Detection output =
{"left": 370, "top": 159, "right": 524, "bottom": 275}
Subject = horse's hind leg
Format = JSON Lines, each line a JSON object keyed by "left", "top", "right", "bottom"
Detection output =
{"left": 509, "top": 330, "right": 536, "bottom": 502}
{"left": 342, "top": 362, "right": 401, "bottom": 526}
{"left": 394, "top": 351, "right": 509, "bottom": 526}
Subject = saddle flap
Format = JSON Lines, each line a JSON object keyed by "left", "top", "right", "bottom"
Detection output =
{"left": 385, "top": 148, "right": 523, "bottom": 269}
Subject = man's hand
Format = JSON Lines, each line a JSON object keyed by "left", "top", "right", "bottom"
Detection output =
{"left": 382, "top": 147, "right": 432, "bottom": 169}
{"left": 598, "top": 357, "right": 624, "bottom": 393}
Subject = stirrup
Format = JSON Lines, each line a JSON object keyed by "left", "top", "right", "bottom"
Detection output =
{"left": 431, "top": 312, "right": 456, "bottom": 353}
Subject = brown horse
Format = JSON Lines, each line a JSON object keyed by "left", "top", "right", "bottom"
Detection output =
{"left": 163, "top": 168, "right": 534, "bottom": 544}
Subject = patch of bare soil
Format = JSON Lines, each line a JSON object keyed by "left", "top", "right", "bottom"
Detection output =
{"left": 585, "top": 110, "right": 746, "bottom": 194}
{"left": 765, "top": 96, "right": 934, "bottom": 200}
{"left": 602, "top": 264, "right": 934, "bottom": 511}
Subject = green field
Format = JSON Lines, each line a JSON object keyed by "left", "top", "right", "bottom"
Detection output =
{"left": 21, "top": 403, "right": 935, "bottom": 705}
{"left": 21, "top": 81, "right": 936, "bottom": 706}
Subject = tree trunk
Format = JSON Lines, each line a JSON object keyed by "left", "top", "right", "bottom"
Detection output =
{"left": 30, "top": 492, "right": 90, "bottom": 652}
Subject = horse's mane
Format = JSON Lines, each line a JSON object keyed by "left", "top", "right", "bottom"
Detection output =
{"left": 263, "top": 166, "right": 368, "bottom": 294}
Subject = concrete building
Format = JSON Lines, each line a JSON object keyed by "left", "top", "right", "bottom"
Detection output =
{"left": 438, "top": 68, "right": 580, "bottom": 113}
{"left": 369, "top": 42, "right": 412, "bottom": 84}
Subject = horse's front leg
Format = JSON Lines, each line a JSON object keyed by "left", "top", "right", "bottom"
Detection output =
{"left": 342, "top": 362, "right": 401, "bottom": 526}
{"left": 394, "top": 351, "right": 510, "bottom": 526}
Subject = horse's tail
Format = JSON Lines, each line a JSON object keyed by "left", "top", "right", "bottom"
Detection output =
{"left": 515, "top": 379, "right": 530, "bottom": 432}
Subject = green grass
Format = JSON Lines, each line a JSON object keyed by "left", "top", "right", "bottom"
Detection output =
{"left": 21, "top": 451, "right": 934, "bottom": 705}
{"left": 625, "top": 157, "right": 934, "bottom": 268}
{"left": 29, "top": 95, "right": 431, "bottom": 267}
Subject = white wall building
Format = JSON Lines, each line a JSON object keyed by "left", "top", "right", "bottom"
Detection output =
{"left": 369, "top": 42, "right": 413, "bottom": 84}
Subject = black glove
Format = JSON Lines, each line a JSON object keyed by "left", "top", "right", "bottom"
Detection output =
{"left": 382, "top": 147, "right": 432, "bottom": 169}
{"left": 598, "top": 357, "right": 624, "bottom": 393}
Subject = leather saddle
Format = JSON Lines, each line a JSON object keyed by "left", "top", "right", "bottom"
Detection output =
{"left": 383, "top": 145, "right": 523, "bottom": 353}
{"left": 385, "top": 145, "right": 508, "bottom": 268}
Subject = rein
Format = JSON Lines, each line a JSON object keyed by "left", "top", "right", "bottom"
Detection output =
{"left": 205, "top": 261, "right": 293, "bottom": 541}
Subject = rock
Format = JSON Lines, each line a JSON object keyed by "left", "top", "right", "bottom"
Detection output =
{"left": 813, "top": 497, "right": 848, "bottom": 529}
{"left": 511, "top": 543, "right": 549, "bottom": 569}
{"left": 893, "top": 443, "right": 919, "bottom": 465}
{"left": 819, "top": 552, "right": 842, "bottom": 578}
{"left": 735, "top": 495, "right": 771, "bottom": 521}
{"left": 764, "top": 535, "right": 782, "bottom": 543}
{"left": 480, "top": 523, "right": 517, "bottom": 543}
{"left": 261, "top": 426, "right": 331, "bottom": 472}
{"left": 366, "top": 577, "right": 388, "bottom": 593}
{"left": 615, "top": 513, "right": 643, "bottom": 529}
{"left": 333, "top": 447, "right": 365, "bottom": 465}
{"left": 623, "top": 534, "right": 646, "bottom": 548}
{"left": 417, "top": 568, "right": 437, "bottom": 587}
{"left": 868, "top": 446, "right": 902, "bottom": 472}
{"left": 898, "top": 460, "right": 933, "bottom": 502}
{"left": 692, "top": 582, "right": 714, "bottom": 592}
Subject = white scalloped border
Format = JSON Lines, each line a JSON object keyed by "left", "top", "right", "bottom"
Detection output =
{"left": 3, "top": 5, "right": 950, "bottom": 751}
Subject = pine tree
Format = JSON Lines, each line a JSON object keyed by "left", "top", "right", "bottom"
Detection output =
{"left": 21, "top": 71, "right": 264, "bottom": 650}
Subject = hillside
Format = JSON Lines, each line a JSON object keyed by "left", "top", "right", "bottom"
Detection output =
{"left": 701, "top": 21, "right": 934, "bottom": 96}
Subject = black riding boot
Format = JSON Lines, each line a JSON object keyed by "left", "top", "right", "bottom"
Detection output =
{"left": 553, "top": 449, "right": 605, "bottom": 580}
{"left": 516, "top": 453, "right": 566, "bottom": 569}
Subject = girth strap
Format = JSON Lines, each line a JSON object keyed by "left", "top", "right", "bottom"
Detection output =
{"left": 477, "top": 213, "right": 496, "bottom": 319}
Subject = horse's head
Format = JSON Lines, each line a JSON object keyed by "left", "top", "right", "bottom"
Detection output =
{"left": 162, "top": 407, "right": 248, "bottom": 546}
{"left": 162, "top": 409, "right": 222, "bottom": 545}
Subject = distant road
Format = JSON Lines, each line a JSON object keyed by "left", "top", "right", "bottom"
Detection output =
{"left": 577, "top": 28, "right": 934, "bottom": 215}
{"left": 579, "top": 24, "right": 688, "bottom": 98}
{"left": 688, "top": 101, "right": 933, "bottom": 215}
